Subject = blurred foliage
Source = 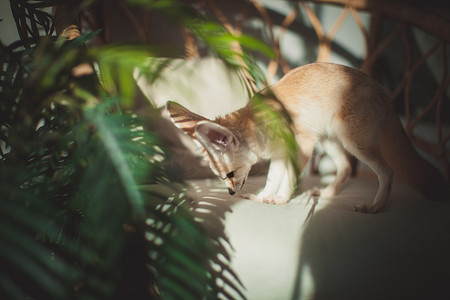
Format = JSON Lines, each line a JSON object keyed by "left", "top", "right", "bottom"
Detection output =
{"left": 0, "top": 0, "right": 282, "bottom": 299}
{"left": 1, "top": 0, "right": 301, "bottom": 298}
{"left": 129, "top": 0, "right": 273, "bottom": 96}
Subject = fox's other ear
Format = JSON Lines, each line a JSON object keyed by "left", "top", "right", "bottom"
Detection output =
{"left": 166, "top": 101, "right": 208, "bottom": 138}
{"left": 195, "top": 121, "right": 239, "bottom": 151}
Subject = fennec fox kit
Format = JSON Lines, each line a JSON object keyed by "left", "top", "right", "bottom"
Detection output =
{"left": 167, "top": 62, "right": 449, "bottom": 213}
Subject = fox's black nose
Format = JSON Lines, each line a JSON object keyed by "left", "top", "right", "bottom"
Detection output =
{"left": 228, "top": 188, "right": 235, "bottom": 195}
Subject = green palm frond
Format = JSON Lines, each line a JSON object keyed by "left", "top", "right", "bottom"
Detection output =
{"left": 143, "top": 184, "right": 246, "bottom": 300}
{"left": 92, "top": 44, "right": 169, "bottom": 108}
{"left": 1, "top": 0, "right": 301, "bottom": 299}
{"left": 1, "top": 1, "right": 249, "bottom": 299}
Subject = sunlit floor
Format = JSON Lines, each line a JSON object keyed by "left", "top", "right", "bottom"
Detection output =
{"left": 187, "top": 175, "right": 450, "bottom": 300}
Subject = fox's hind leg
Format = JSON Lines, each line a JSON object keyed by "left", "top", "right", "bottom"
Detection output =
{"left": 332, "top": 105, "right": 394, "bottom": 213}
{"left": 319, "top": 139, "right": 352, "bottom": 197}
{"left": 340, "top": 138, "right": 393, "bottom": 213}
{"left": 353, "top": 150, "right": 393, "bottom": 213}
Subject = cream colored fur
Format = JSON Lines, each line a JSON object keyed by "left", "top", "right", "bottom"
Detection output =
{"left": 167, "top": 62, "right": 449, "bottom": 213}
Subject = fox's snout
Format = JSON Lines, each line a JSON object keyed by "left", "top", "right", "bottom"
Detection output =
{"left": 227, "top": 178, "right": 246, "bottom": 195}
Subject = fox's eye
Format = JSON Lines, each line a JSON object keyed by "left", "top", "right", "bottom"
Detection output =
{"left": 226, "top": 171, "right": 234, "bottom": 179}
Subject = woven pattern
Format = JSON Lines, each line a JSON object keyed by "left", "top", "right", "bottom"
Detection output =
{"left": 188, "top": 0, "right": 450, "bottom": 180}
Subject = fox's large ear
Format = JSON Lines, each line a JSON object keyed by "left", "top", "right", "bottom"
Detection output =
{"left": 195, "top": 121, "right": 240, "bottom": 151}
{"left": 166, "top": 101, "right": 208, "bottom": 138}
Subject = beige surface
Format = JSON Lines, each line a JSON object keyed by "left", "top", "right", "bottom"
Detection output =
{"left": 187, "top": 175, "right": 450, "bottom": 300}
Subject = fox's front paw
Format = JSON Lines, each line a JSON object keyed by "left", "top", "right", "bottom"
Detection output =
{"left": 306, "top": 188, "right": 321, "bottom": 197}
{"left": 242, "top": 193, "right": 290, "bottom": 205}
{"left": 305, "top": 187, "right": 335, "bottom": 198}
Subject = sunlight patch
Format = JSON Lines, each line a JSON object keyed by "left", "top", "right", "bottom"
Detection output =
{"left": 299, "top": 263, "right": 315, "bottom": 300}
